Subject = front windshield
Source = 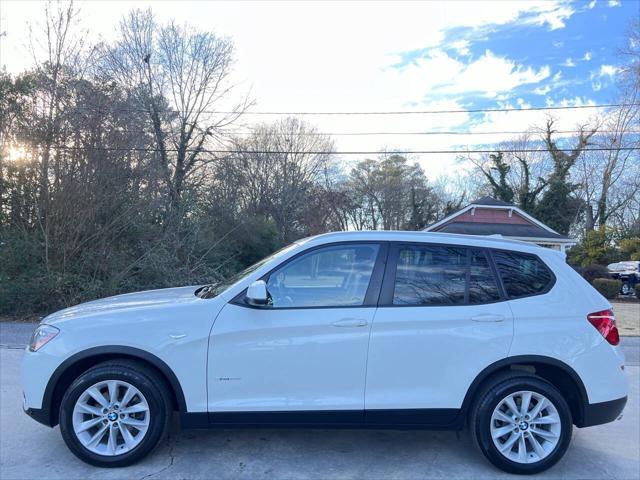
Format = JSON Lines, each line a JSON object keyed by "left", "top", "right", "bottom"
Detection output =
{"left": 196, "top": 242, "right": 299, "bottom": 298}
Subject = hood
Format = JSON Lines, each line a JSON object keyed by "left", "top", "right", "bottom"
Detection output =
{"left": 43, "top": 286, "right": 204, "bottom": 326}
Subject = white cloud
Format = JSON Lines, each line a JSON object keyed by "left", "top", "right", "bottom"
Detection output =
{"left": 608, "top": 0, "right": 621, "bottom": 7}
{"left": 450, "top": 40, "right": 471, "bottom": 56}
{"left": 589, "top": 65, "right": 617, "bottom": 91}
{"left": 533, "top": 85, "right": 552, "bottom": 95}
{"left": 583, "top": 51, "right": 592, "bottom": 61}
{"left": 0, "top": 0, "right": 586, "bottom": 178}
{"left": 389, "top": 50, "right": 550, "bottom": 100}
{"left": 457, "top": 96, "right": 601, "bottom": 159}
{"left": 588, "top": 0, "right": 597, "bottom": 9}
{"left": 526, "top": 4, "right": 575, "bottom": 30}
{"left": 561, "top": 58, "right": 576, "bottom": 67}
{"left": 598, "top": 64, "right": 618, "bottom": 78}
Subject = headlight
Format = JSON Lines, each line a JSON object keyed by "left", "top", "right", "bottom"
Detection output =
{"left": 28, "top": 324, "right": 60, "bottom": 352}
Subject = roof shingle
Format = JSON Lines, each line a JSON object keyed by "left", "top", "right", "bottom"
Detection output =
{"left": 435, "top": 222, "right": 571, "bottom": 240}
{"left": 470, "top": 196, "right": 514, "bottom": 207}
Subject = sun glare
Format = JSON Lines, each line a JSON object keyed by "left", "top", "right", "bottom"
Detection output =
{"left": 8, "top": 146, "right": 26, "bottom": 162}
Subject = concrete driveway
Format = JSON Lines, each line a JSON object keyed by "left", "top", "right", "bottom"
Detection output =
{"left": 1, "top": 330, "right": 639, "bottom": 479}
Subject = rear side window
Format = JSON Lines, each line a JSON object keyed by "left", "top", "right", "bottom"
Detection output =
{"left": 469, "top": 249, "right": 501, "bottom": 303}
{"left": 492, "top": 250, "right": 554, "bottom": 298}
{"left": 393, "top": 245, "right": 467, "bottom": 305}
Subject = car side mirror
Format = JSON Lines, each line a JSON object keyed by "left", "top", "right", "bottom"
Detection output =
{"left": 246, "top": 280, "right": 269, "bottom": 306}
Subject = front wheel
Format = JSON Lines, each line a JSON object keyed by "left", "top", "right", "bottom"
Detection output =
{"left": 470, "top": 373, "right": 573, "bottom": 474}
{"left": 621, "top": 282, "right": 632, "bottom": 296}
{"left": 59, "top": 360, "right": 171, "bottom": 467}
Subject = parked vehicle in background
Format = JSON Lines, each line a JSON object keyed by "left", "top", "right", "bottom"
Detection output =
{"left": 21, "top": 231, "right": 627, "bottom": 474}
{"left": 607, "top": 261, "right": 640, "bottom": 296}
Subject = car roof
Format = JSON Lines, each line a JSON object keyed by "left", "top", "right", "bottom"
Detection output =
{"left": 298, "top": 230, "right": 546, "bottom": 253}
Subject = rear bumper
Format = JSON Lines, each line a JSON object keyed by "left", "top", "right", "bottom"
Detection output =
{"left": 578, "top": 396, "right": 627, "bottom": 428}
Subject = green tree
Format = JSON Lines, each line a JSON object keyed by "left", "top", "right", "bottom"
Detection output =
{"left": 477, "top": 152, "right": 515, "bottom": 204}
{"left": 567, "top": 228, "right": 623, "bottom": 266}
{"left": 620, "top": 237, "right": 640, "bottom": 261}
{"left": 535, "top": 120, "right": 597, "bottom": 235}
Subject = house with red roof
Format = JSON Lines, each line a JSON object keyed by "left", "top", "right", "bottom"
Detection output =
{"left": 424, "top": 196, "right": 577, "bottom": 253}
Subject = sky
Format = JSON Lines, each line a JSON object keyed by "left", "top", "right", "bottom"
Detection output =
{"left": 0, "top": 0, "right": 637, "bottom": 178}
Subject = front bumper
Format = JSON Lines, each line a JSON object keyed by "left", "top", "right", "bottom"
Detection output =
{"left": 578, "top": 396, "right": 627, "bottom": 428}
{"left": 23, "top": 406, "right": 55, "bottom": 427}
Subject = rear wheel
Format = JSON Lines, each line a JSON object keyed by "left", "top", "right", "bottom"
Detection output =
{"left": 471, "top": 373, "right": 572, "bottom": 474}
{"left": 59, "top": 360, "right": 171, "bottom": 467}
{"left": 621, "top": 282, "right": 631, "bottom": 296}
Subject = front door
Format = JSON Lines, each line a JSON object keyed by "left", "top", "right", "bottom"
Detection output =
{"left": 365, "top": 243, "right": 513, "bottom": 425}
{"left": 208, "top": 242, "right": 386, "bottom": 423}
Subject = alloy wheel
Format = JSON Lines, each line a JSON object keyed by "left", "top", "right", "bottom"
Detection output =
{"left": 490, "top": 390, "right": 562, "bottom": 464}
{"left": 72, "top": 380, "right": 150, "bottom": 456}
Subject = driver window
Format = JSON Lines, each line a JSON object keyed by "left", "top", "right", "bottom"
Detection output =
{"left": 266, "top": 244, "right": 380, "bottom": 308}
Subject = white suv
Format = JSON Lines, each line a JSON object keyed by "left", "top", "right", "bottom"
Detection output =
{"left": 21, "top": 231, "right": 627, "bottom": 474}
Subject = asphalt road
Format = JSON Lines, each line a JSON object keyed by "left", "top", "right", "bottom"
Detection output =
{"left": 1, "top": 325, "right": 639, "bottom": 479}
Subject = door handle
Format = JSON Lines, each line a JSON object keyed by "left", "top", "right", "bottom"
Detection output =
{"left": 331, "top": 318, "right": 368, "bottom": 327}
{"left": 471, "top": 314, "right": 505, "bottom": 322}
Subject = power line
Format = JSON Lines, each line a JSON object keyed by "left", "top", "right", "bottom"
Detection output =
{"left": 20, "top": 128, "right": 639, "bottom": 137}
{"left": 222, "top": 129, "right": 640, "bottom": 137}
{"left": 219, "top": 103, "right": 638, "bottom": 115}
{"left": 63, "top": 102, "right": 637, "bottom": 116}
{"left": 36, "top": 145, "right": 640, "bottom": 155}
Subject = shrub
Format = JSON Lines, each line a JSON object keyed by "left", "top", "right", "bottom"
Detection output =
{"left": 573, "top": 264, "right": 610, "bottom": 284}
{"left": 635, "top": 283, "right": 640, "bottom": 299}
{"left": 620, "top": 237, "right": 640, "bottom": 261}
{"left": 567, "top": 229, "right": 623, "bottom": 267}
{"left": 592, "top": 278, "right": 621, "bottom": 299}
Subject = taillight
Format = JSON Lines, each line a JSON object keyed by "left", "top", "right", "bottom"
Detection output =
{"left": 587, "top": 309, "right": 619, "bottom": 345}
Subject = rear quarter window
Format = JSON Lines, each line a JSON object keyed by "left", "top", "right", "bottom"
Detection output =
{"left": 492, "top": 250, "right": 554, "bottom": 298}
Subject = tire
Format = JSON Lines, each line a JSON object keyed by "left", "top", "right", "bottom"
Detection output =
{"left": 621, "top": 282, "right": 631, "bottom": 296}
{"left": 59, "top": 360, "right": 172, "bottom": 467}
{"left": 470, "top": 372, "right": 573, "bottom": 475}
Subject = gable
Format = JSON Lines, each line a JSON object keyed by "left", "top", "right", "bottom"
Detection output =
{"left": 425, "top": 204, "right": 571, "bottom": 240}
{"left": 443, "top": 207, "right": 530, "bottom": 226}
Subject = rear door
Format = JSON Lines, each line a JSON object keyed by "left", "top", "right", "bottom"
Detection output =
{"left": 365, "top": 242, "right": 513, "bottom": 425}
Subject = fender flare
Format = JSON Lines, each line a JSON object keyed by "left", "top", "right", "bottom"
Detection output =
{"left": 42, "top": 345, "right": 188, "bottom": 417}
{"left": 459, "top": 355, "right": 589, "bottom": 419}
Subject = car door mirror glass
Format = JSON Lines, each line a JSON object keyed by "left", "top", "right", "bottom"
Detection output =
{"left": 246, "top": 280, "right": 269, "bottom": 306}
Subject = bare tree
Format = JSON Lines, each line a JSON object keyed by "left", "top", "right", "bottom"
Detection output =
{"left": 341, "top": 154, "right": 437, "bottom": 231}
{"left": 100, "top": 9, "right": 250, "bottom": 228}
{"left": 578, "top": 104, "right": 640, "bottom": 231}
{"left": 29, "top": 1, "right": 86, "bottom": 213}
{"left": 617, "top": 16, "right": 639, "bottom": 93}
{"left": 20, "top": 0, "right": 93, "bottom": 272}
{"left": 578, "top": 17, "right": 640, "bottom": 233}
{"left": 213, "top": 117, "right": 335, "bottom": 243}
